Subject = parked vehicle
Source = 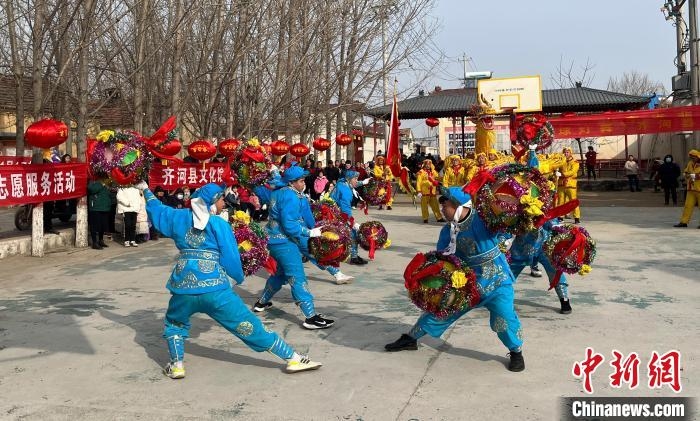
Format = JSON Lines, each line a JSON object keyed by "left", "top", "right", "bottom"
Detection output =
{"left": 14, "top": 199, "right": 77, "bottom": 231}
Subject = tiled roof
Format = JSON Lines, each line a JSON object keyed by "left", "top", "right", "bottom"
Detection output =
{"left": 365, "top": 86, "right": 652, "bottom": 119}
{"left": 0, "top": 75, "right": 78, "bottom": 115}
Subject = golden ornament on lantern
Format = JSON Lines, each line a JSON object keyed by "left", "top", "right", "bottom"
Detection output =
{"left": 270, "top": 140, "right": 290, "bottom": 156}
{"left": 290, "top": 142, "right": 310, "bottom": 158}
{"left": 25, "top": 119, "right": 69, "bottom": 149}
{"left": 187, "top": 139, "right": 217, "bottom": 161}
{"left": 312, "top": 137, "right": 331, "bottom": 152}
{"left": 218, "top": 138, "right": 241, "bottom": 157}
{"left": 335, "top": 133, "right": 352, "bottom": 146}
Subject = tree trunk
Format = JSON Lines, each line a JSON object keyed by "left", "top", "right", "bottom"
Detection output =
{"left": 171, "top": 0, "right": 184, "bottom": 119}
{"left": 5, "top": 0, "right": 25, "bottom": 158}
{"left": 134, "top": 0, "right": 151, "bottom": 133}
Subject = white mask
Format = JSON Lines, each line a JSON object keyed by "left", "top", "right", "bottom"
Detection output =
{"left": 177, "top": 194, "right": 184, "bottom": 199}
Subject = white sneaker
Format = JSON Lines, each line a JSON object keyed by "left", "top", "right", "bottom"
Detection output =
{"left": 163, "top": 362, "right": 185, "bottom": 379}
{"left": 286, "top": 355, "right": 322, "bottom": 373}
{"left": 124, "top": 241, "right": 130, "bottom": 247}
{"left": 130, "top": 241, "right": 138, "bottom": 247}
{"left": 334, "top": 272, "right": 354, "bottom": 284}
{"left": 530, "top": 268, "right": 542, "bottom": 277}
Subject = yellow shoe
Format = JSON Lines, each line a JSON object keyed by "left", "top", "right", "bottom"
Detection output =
{"left": 164, "top": 362, "right": 185, "bottom": 379}
{"left": 286, "top": 356, "right": 322, "bottom": 373}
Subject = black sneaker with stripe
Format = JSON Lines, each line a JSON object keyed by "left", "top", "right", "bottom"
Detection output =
{"left": 302, "top": 314, "right": 334, "bottom": 330}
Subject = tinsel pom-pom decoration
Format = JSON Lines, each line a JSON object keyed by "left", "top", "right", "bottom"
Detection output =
{"left": 357, "top": 221, "right": 390, "bottom": 260}
{"left": 308, "top": 220, "right": 352, "bottom": 267}
{"left": 362, "top": 179, "right": 391, "bottom": 206}
{"left": 90, "top": 130, "right": 151, "bottom": 186}
{"left": 311, "top": 193, "right": 344, "bottom": 223}
{"left": 229, "top": 138, "right": 273, "bottom": 188}
{"left": 542, "top": 224, "right": 596, "bottom": 290}
{"left": 230, "top": 211, "right": 269, "bottom": 276}
{"left": 474, "top": 163, "right": 555, "bottom": 235}
{"left": 403, "top": 251, "right": 480, "bottom": 319}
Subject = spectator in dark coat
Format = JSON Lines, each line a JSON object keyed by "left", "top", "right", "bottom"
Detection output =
{"left": 658, "top": 154, "right": 682, "bottom": 206}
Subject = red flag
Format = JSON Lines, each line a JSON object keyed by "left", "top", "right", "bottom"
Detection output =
{"left": 386, "top": 94, "right": 401, "bottom": 177}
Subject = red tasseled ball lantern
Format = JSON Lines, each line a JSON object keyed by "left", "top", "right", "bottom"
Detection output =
{"left": 290, "top": 142, "right": 310, "bottom": 158}
{"left": 312, "top": 137, "right": 331, "bottom": 151}
{"left": 187, "top": 139, "right": 217, "bottom": 161}
{"left": 271, "top": 140, "right": 290, "bottom": 156}
{"left": 25, "top": 119, "right": 69, "bottom": 149}
{"left": 218, "top": 138, "right": 241, "bottom": 157}
{"left": 335, "top": 133, "right": 352, "bottom": 146}
{"left": 425, "top": 117, "right": 439, "bottom": 128}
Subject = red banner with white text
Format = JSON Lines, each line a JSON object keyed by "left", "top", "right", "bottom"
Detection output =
{"left": 548, "top": 105, "right": 700, "bottom": 138}
{"left": 0, "top": 156, "right": 32, "bottom": 166}
{"left": 148, "top": 162, "right": 227, "bottom": 190}
{"left": 0, "top": 163, "right": 88, "bottom": 206}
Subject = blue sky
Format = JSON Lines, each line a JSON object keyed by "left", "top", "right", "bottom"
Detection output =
{"left": 402, "top": 0, "right": 679, "bottom": 133}
{"left": 426, "top": 0, "right": 677, "bottom": 90}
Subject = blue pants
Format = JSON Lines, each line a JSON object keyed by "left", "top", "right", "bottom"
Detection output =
{"left": 260, "top": 241, "right": 316, "bottom": 317}
{"left": 163, "top": 288, "right": 294, "bottom": 362}
{"left": 511, "top": 252, "right": 569, "bottom": 300}
{"left": 408, "top": 284, "right": 523, "bottom": 352}
{"left": 350, "top": 228, "right": 359, "bottom": 258}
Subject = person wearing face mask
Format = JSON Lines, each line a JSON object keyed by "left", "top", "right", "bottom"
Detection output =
{"left": 139, "top": 181, "right": 322, "bottom": 378}
{"left": 169, "top": 188, "right": 186, "bottom": 209}
{"left": 385, "top": 187, "right": 525, "bottom": 372}
{"left": 251, "top": 164, "right": 335, "bottom": 330}
{"left": 658, "top": 155, "right": 681, "bottom": 206}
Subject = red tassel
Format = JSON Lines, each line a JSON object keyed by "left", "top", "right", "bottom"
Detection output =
{"left": 535, "top": 199, "right": 580, "bottom": 227}
{"left": 549, "top": 271, "right": 563, "bottom": 290}
{"left": 385, "top": 182, "right": 393, "bottom": 204}
{"left": 463, "top": 170, "right": 495, "bottom": 197}
{"left": 263, "top": 256, "right": 278, "bottom": 275}
{"left": 149, "top": 116, "right": 177, "bottom": 146}
{"left": 368, "top": 237, "right": 377, "bottom": 260}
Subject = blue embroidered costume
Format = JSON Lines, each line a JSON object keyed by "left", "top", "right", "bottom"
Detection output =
{"left": 144, "top": 182, "right": 320, "bottom": 377}
{"left": 385, "top": 187, "right": 525, "bottom": 372}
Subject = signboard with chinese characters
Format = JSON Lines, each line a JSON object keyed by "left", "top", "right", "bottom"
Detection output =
{"left": 148, "top": 162, "right": 227, "bottom": 190}
{"left": 0, "top": 156, "right": 32, "bottom": 166}
{"left": 0, "top": 163, "right": 88, "bottom": 206}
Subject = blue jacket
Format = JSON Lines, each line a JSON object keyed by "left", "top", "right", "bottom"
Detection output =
{"left": 266, "top": 186, "right": 311, "bottom": 246}
{"left": 330, "top": 179, "right": 353, "bottom": 219}
{"left": 145, "top": 189, "right": 245, "bottom": 294}
{"left": 437, "top": 208, "right": 515, "bottom": 297}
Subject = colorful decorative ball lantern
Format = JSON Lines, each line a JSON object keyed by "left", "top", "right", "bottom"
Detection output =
{"left": 25, "top": 119, "right": 69, "bottom": 149}
{"left": 290, "top": 142, "right": 310, "bottom": 158}
{"left": 187, "top": 139, "right": 217, "bottom": 161}
{"left": 218, "top": 138, "right": 241, "bottom": 157}
{"left": 425, "top": 117, "right": 440, "bottom": 128}
{"left": 335, "top": 133, "right": 352, "bottom": 146}
{"left": 270, "top": 140, "right": 290, "bottom": 156}
{"left": 312, "top": 137, "right": 331, "bottom": 152}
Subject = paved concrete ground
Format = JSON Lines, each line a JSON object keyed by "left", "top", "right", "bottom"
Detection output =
{"left": 0, "top": 193, "right": 698, "bottom": 420}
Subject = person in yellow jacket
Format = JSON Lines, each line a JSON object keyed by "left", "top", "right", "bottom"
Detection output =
{"left": 373, "top": 155, "right": 394, "bottom": 210}
{"left": 416, "top": 159, "right": 445, "bottom": 223}
{"left": 466, "top": 152, "right": 490, "bottom": 181}
{"left": 674, "top": 149, "right": 700, "bottom": 228}
{"left": 556, "top": 147, "right": 581, "bottom": 224}
{"left": 442, "top": 155, "right": 468, "bottom": 187}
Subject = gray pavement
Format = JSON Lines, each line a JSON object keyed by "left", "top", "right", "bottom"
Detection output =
{"left": 0, "top": 196, "right": 698, "bottom": 420}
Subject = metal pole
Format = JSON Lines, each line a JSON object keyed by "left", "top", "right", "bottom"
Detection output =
{"left": 689, "top": 0, "right": 700, "bottom": 147}
{"left": 676, "top": 0, "right": 687, "bottom": 74}
{"left": 460, "top": 116, "right": 466, "bottom": 158}
{"left": 382, "top": 16, "right": 388, "bottom": 153}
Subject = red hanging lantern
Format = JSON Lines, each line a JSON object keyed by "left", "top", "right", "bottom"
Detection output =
{"left": 425, "top": 117, "right": 439, "bottom": 128}
{"left": 158, "top": 139, "right": 182, "bottom": 157}
{"left": 335, "top": 133, "right": 352, "bottom": 146}
{"left": 187, "top": 139, "right": 217, "bottom": 161}
{"left": 312, "top": 137, "right": 331, "bottom": 151}
{"left": 218, "top": 138, "right": 241, "bottom": 157}
{"left": 290, "top": 142, "right": 310, "bottom": 158}
{"left": 25, "top": 119, "right": 69, "bottom": 149}
{"left": 271, "top": 140, "right": 290, "bottom": 156}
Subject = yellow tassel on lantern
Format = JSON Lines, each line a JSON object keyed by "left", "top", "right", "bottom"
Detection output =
{"left": 451, "top": 271, "right": 467, "bottom": 288}
{"left": 382, "top": 239, "right": 391, "bottom": 249}
{"left": 96, "top": 130, "right": 115, "bottom": 142}
{"left": 233, "top": 211, "right": 251, "bottom": 225}
{"left": 321, "top": 231, "right": 339, "bottom": 241}
{"left": 238, "top": 240, "right": 253, "bottom": 252}
{"left": 520, "top": 194, "right": 544, "bottom": 217}
{"left": 578, "top": 264, "right": 592, "bottom": 275}
{"left": 248, "top": 138, "right": 260, "bottom": 147}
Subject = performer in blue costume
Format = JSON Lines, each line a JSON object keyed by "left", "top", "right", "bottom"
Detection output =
{"left": 508, "top": 220, "right": 571, "bottom": 314}
{"left": 330, "top": 170, "right": 371, "bottom": 265}
{"left": 298, "top": 196, "right": 355, "bottom": 284}
{"left": 252, "top": 165, "right": 335, "bottom": 330}
{"left": 140, "top": 181, "right": 322, "bottom": 378}
{"left": 384, "top": 187, "right": 525, "bottom": 372}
